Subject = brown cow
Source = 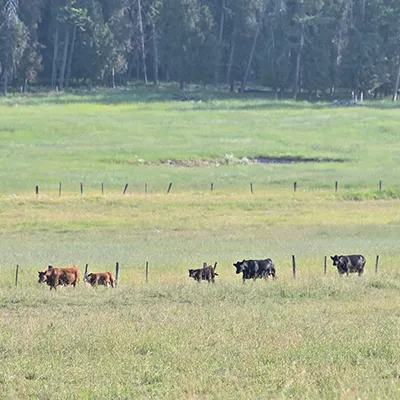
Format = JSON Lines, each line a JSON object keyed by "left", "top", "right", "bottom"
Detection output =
{"left": 38, "top": 266, "right": 80, "bottom": 291}
{"left": 85, "top": 272, "right": 116, "bottom": 288}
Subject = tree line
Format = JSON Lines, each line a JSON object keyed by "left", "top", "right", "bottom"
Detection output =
{"left": 1, "top": 0, "right": 400, "bottom": 100}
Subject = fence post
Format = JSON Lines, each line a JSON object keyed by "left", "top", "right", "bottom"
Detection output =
{"left": 15, "top": 264, "right": 19, "bottom": 286}
{"left": 146, "top": 261, "right": 149, "bottom": 283}
{"left": 80, "top": 183, "right": 84, "bottom": 196}
{"left": 379, "top": 180, "right": 382, "bottom": 191}
{"left": 59, "top": 182, "right": 62, "bottom": 197}
{"left": 292, "top": 255, "right": 296, "bottom": 279}
{"left": 375, "top": 255, "right": 380, "bottom": 274}
{"left": 250, "top": 183, "right": 254, "bottom": 194}
{"left": 335, "top": 181, "right": 338, "bottom": 192}
{"left": 145, "top": 182, "right": 148, "bottom": 195}
{"left": 123, "top": 183, "right": 128, "bottom": 194}
{"left": 115, "top": 262, "right": 120, "bottom": 284}
{"left": 324, "top": 256, "right": 327, "bottom": 275}
{"left": 211, "top": 183, "right": 214, "bottom": 192}
{"left": 167, "top": 183, "right": 172, "bottom": 194}
{"left": 84, "top": 264, "right": 89, "bottom": 281}
{"left": 101, "top": 183, "right": 104, "bottom": 195}
{"left": 293, "top": 182, "right": 297, "bottom": 192}
{"left": 35, "top": 186, "right": 39, "bottom": 197}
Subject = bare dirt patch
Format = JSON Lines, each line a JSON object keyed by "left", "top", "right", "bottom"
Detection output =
{"left": 160, "top": 155, "right": 347, "bottom": 167}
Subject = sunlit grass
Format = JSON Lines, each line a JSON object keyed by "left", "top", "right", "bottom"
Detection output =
{"left": 1, "top": 88, "right": 400, "bottom": 194}
{"left": 0, "top": 276, "right": 399, "bottom": 399}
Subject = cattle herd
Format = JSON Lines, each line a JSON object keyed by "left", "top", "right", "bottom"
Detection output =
{"left": 37, "top": 254, "right": 366, "bottom": 290}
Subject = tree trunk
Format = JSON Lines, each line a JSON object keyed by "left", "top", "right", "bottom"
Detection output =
{"left": 3, "top": 70, "right": 7, "bottom": 96}
{"left": 214, "top": 0, "right": 225, "bottom": 85}
{"left": 65, "top": 24, "right": 76, "bottom": 89}
{"left": 51, "top": 25, "right": 59, "bottom": 89}
{"left": 152, "top": 22, "right": 159, "bottom": 86}
{"left": 111, "top": 67, "right": 115, "bottom": 88}
{"left": 293, "top": 24, "right": 304, "bottom": 100}
{"left": 137, "top": 0, "right": 148, "bottom": 84}
{"left": 241, "top": 5, "right": 266, "bottom": 92}
{"left": 59, "top": 26, "right": 69, "bottom": 91}
{"left": 226, "top": 40, "right": 235, "bottom": 89}
{"left": 392, "top": 61, "right": 400, "bottom": 102}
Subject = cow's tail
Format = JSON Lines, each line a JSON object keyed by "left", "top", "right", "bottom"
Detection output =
{"left": 214, "top": 272, "right": 219, "bottom": 276}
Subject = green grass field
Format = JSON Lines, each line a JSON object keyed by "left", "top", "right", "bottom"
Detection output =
{"left": 0, "top": 87, "right": 399, "bottom": 399}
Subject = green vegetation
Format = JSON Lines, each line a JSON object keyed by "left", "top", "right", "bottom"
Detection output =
{"left": 1, "top": 88, "right": 400, "bottom": 194}
{"left": 0, "top": 91, "right": 399, "bottom": 399}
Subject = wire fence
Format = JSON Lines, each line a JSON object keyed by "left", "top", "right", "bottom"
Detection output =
{"left": 28, "top": 180, "right": 388, "bottom": 197}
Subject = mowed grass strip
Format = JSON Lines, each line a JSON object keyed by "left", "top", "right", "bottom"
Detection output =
{"left": 0, "top": 192, "right": 400, "bottom": 278}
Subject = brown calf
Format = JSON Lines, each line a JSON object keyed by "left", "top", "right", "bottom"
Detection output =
{"left": 85, "top": 271, "right": 116, "bottom": 288}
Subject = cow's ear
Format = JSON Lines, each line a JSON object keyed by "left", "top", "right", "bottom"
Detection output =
{"left": 330, "top": 256, "right": 334, "bottom": 260}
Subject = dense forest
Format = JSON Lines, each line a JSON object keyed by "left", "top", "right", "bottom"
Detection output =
{"left": 1, "top": 0, "right": 400, "bottom": 99}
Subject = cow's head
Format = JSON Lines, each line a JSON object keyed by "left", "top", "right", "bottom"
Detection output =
{"left": 265, "top": 267, "right": 275, "bottom": 277}
{"left": 233, "top": 260, "right": 247, "bottom": 274}
{"left": 331, "top": 255, "right": 348, "bottom": 274}
{"left": 38, "top": 271, "right": 48, "bottom": 283}
{"left": 330, "top": 255, "right": 340, "bottom": 266}
{"left": 188, "top": 269, "right": 195, "bottom": 278}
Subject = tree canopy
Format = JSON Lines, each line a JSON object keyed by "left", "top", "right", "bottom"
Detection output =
{"left": 1, "top": 0, "right": 400, "bottom": 99}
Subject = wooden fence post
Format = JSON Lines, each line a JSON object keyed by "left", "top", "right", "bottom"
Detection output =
{"left": 123, "top": 183, "right": 128, "bottom": 194}
{"left": 146, "top": 261, "right": 149, "bottom": 283}
{"left": 84, "top": 264, "right": 89, "bottom": 281}
{"left": 115, "top": 262, "right": 120, "bottom": 284}
{"left": 324, "top": 256, "right": 327, "bottom": 275}
{"left": 167, "top": 183, "right": 172, "bottom": 194}
{"left": 35, "top": 186, "right": 39, "bottom": 197}
{"left": 145, "top": 182, "right": 148, "bottom": 195}
{"left": 15, "top": 264, "right": 19, "bottom": 286}
{"left": 101, "top": 183, "right": 104, "bottom": 195}
{"left": 211, "top": 183, "right": 214, "bottom": 192}
{"left": 335, "top": 181, "right": 338, "bottom": 192}
{"left": 293, "top": 182, "right": 297, "bottom": 192}
{"left": 375, "top": 255, "right": 380, "bottom": 274}
{"left": 80, "top": 183, "right": 84, "bottom": 196}
{"left": 292, "top": 255, "right": 296, "bottom": 279}
{"left": 250, "top": 183, "right": 254, "bottom": 194}
{"left": 379, "top": 180, "right": 382, "bottom": 191}
{"left": 59, "top": 182, "right": 62, "bottom": 197}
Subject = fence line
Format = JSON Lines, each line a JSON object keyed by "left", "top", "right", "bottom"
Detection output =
{"left": 31, "top": 180, "right": 388, "bottom": 197}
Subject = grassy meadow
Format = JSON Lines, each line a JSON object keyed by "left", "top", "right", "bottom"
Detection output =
{"left": 0, "top": 86, "right": 399, "bottom": 399}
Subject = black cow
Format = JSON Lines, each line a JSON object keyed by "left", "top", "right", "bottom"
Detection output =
{"left": 233, "top": 259, "right": 276, "bottom": 283}
{"left": 330, "top": 255, "right": 366, "bottom": 276}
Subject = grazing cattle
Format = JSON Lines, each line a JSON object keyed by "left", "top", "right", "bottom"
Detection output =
{"left": 38, "top": 266, "right": 80, "bottom": 291}
{"left": 233, "top": 259, "right": 276, "bottom": 283}
{"left": 85, "top": 272, "right": 116, "bottom": 288}
{"left": 188, "top": 262, "right": 218, "bottom": 283}
{"left": 330, "top": 255, "right": 366, "bottom": 276}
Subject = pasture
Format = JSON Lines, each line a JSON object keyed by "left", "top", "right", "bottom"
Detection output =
{"left": 0, "top": 87, "right": 399, "bottom": 399}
